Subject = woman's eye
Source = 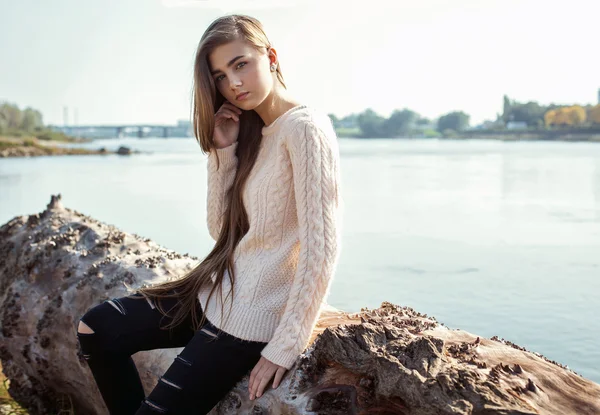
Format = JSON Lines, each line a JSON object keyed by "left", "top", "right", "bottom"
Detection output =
{"left": 215, "top": 62, "right": 247, "bottom": 82}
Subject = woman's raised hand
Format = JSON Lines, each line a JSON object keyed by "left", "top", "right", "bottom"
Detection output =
{"left": 213, "top": 101, "right": 242, "bottom": 149}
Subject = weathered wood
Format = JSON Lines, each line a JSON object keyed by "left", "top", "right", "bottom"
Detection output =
{"left": 1, "top": 195, "right": 599, "bottom": 414}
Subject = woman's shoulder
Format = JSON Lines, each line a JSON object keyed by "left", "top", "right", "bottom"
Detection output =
{"left": 282, "top": 105, "right": 337, "bottom": 142}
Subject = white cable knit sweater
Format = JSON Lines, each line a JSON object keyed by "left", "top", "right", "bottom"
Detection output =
{"left": 197, "top": 104, "right": 343, "bottom": 369}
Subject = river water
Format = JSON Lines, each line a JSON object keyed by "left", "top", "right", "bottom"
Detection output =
{"left": 1, "top": 137, "right": 599, "bottom": 382}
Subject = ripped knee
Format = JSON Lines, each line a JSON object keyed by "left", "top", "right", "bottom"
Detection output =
{"left": 76, "top": 319, "right": 96, "bottom": 360}
{"left": 77, "top": 320, "right": 95, "bottom": 334}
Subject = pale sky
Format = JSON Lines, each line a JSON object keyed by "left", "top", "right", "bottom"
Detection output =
{"left": 1, "top": 0, "right": 598, "bottom": 126}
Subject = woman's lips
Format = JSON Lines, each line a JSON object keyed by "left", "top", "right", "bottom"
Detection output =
{"left": 236, "top": 92, "right": 249, "bottom": 101}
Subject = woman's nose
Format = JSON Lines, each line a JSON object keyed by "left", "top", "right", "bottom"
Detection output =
{"left": 229, "top": 77, "right": 242, "bottom": 90}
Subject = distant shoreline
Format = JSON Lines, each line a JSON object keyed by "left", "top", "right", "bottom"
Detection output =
{"left": 335, "top": 129, "right": 600, "bottom": 142}
{"left": 3, "top": 131, "right": 600, "bottom": 159}
{"left": 453, "top": 128, "right": 600, "bottom": 142}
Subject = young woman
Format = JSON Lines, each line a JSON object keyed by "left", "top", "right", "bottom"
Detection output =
{"left": 76, "top": 14, "right": 343, "bottom": 415}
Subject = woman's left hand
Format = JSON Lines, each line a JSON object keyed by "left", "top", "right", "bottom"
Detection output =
{"left": 248, "top": 356, "right": 287, "bottom": 400}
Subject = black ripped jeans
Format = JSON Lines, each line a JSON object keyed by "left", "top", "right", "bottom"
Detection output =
{"left": 76, "top": 291, "right": 267, "bottom": 415}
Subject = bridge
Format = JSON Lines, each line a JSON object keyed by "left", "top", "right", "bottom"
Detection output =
{"left": 51, "top": 123, "right": 193, "bottom": 139}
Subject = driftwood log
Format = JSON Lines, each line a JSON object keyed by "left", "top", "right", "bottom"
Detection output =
{"left": 1, "top": 195, "right": 599, "bottom": 415}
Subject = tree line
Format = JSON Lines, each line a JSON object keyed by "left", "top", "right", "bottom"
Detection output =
{"left": 0, "top": 102, "right": 44, "bottom": 134}
{"left": 502, "top": 95, "right": 600, "bottom": 127}
{"left": 328, "top": 109, "right": 469, "bottom": 138}
{"left": 329, "top": 94, "right": 600, "bottom": 138}
{"left": 0, "top": 101, "right": 71, "bottom": 141}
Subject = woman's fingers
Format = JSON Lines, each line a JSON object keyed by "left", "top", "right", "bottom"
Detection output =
{"left": 248, "top": 358, "right": 286, "bottom": 400}
{"left": 272, "top": 368, "right": 285, "bottom": 389}
{"left": 249, "top": 359, "right": 262, "bottom": 397}
{"left": 252, "top": 365, "right": 268, "bottom": 398}
{"left": 222, "top": 101, "right": 242, "bottom": 114}
{"left": 249, "top": 368, "right": 256, "bottom": 388}
{"left": 256, "top": 372, "right": 273, "bottom": 398}
{"left": 219, "top": 102, "right": 242, "bottom": 117}
{"left": 216, "top": 108, "right": 239, "bottom": 122}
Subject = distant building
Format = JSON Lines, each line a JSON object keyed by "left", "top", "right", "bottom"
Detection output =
{"left": 470, "top": 120, "right": 501, "bottom": 130}
{"left": 335, "top": 119, "right": 356, "bottom": 128}
{"left": 413, "top": 121, "right": 436, "bottom": 132}
{"left": 506, "top": 121, "right": 528, "bottom": 130}
{"left": 597, "top": 87, "right": 600, "bottom": 105}
{"left": 177, "top": 119, "right": 193, "bottom": 137}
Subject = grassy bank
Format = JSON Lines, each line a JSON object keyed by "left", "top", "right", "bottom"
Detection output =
{"left": 1, "top": 126, "right": 91, "bottom": 143}
{"left": 0, "top": 136, "right": 111, "bottom": 158}
{"left": 1, "top": 361, "right": 76, "bottom": 414}
{"left": 0, "top": 124, "right": 105, "bottom": 157}
{"left": 0, "top": 362, "right": 27, "bottom": 415}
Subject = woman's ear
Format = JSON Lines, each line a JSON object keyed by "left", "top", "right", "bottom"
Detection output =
{"left": 267, "top": 46, "right": 278, "bottom": 66}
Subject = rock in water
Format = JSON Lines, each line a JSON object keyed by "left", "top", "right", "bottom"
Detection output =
{"left": 116, "top": 146, "right": 131, "bottom": 155}
{"left": 1, "top": 195, "right": 599, "bottom": 414}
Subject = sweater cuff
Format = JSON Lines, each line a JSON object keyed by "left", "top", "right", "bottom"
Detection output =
{"left": 260, "top": 342, "right": 301, "bottom": 370}
{"left": 213, "top": 141, "right": 238, "bottom": 166}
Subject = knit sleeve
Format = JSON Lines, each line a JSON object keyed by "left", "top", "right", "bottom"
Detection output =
{"left": 260, "top": 118, "right": 342, "bottom": 369}
{"left": 206, "top": 141, "right": 239, "bottom": 241}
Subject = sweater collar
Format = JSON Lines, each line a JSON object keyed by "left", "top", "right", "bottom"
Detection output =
{"left": 261, "top": 104, "right": 308, "bottom": 137}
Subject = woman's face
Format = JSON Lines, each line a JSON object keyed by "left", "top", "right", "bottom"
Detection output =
{"left": 208, "top": 39, "right": 275, "bottom": 110}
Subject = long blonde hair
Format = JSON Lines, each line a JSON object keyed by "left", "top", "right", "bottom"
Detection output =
{"left": 135, "top": 14, "right": 287, "bottom": 334}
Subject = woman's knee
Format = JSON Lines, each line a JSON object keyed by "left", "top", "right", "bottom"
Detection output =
{"left": 76, "top": 299, "right": 128, "bottom": 354}
{"left": 76, "top": 306, "right": 103, "bottom": 353}
{"left": 76, "top": 314, "right": 99, "bottom": 359}
{"left": 77, "top": 295, "right": 139, "bottom": 333}
{"left": 77, "top": 320, "right": 94, "bottom": 334}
